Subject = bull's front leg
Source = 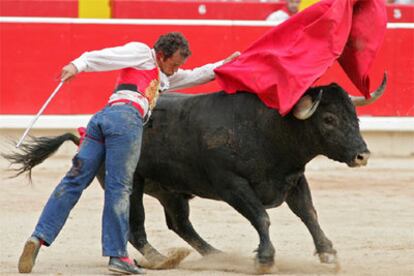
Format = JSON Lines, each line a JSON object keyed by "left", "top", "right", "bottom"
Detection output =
{"left": 285, "top": 175, "right": 338, "bottom": 264}
{"left": 215, "top": 173, "right": 275, "bottom": 271}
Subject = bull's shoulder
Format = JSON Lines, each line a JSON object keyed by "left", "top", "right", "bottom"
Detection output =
{"left": 159, "top": 91, "right": 224, "bottom": 102}
{"left": 155, "top": 91, "right": 277, "bottom": 124}
{"left": 158, "top": 90, "right": 262, "bottom": 108}
{"left": 156, "top": 91, "right": 225, "bottom": 109}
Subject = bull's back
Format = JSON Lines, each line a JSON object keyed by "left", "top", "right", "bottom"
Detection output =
{"left": 137, "top": 91, "right": 266, "bottom": 195}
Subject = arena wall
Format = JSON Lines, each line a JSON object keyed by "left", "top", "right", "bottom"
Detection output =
{"left": 1, "top": 1, "right": 413, "bottom": 22}
{"left": 0, "top": 18, "right": 413, "bottom": 116}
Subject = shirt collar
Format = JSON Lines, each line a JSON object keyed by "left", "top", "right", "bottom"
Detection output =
{"left": 151, "top": 48, "right": 170, "bottom": 92}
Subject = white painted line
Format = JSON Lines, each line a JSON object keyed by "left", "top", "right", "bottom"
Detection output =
{"left": 0, "top": 115, "right": 92, "bottom": 129}
{"left": 1, "top": 17, "right": 413, "bottom": 29}
{"left": 0, "top": 17, "right": 277, "bottom": 26}
{"left": 0, "top": 115, "right": 413, "bottom": 132}
{"left": 358, "top": 117, "right": 414, "bottom": 132}
{"left": 386, "top": 23, "right": 414, "bottom": 29}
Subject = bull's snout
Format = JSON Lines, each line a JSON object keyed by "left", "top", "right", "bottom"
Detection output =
{"left": 350, "top": 151, "right": 370, "bottom": 167}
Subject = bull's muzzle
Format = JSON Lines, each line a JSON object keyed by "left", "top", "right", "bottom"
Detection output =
{"left": 350, "top": 151, "right": 370, "bottom": 167}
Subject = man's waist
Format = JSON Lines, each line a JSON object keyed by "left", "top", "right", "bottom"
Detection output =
{"left": 108, "top": 99, "right": 145, "bottom": 118}
{"left": 108, "top": 90, "right": 149, "bottom": 117}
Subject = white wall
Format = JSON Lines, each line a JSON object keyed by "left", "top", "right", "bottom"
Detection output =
{"left": 1, "top": 116, "right": 414, "bottom": 158}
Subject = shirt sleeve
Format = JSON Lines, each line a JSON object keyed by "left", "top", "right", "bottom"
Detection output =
{"left": 166, "top": 60, "right": 224, "bottom": 92}
{"left": 71, "top": 42, "right": 153, "bottom": 72}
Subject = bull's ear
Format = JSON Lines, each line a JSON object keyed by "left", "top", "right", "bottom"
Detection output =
{"left": 293, "top": 89, "right": 323, "bottom": 120}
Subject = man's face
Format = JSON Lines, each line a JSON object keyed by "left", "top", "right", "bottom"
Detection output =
{"left": 157, "top": 50, "right": 187, "bottom": 76}
{"left": 287, "top": 0, "right": 301, "bottom": 14}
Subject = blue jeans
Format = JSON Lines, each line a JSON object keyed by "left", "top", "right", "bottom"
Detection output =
{"left": 32, "top": 103, "right": 143, "bottom": 257}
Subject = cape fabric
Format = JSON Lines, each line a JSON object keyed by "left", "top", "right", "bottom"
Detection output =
{"left": 214, "top": 0, "right": 387, "bottom": 116}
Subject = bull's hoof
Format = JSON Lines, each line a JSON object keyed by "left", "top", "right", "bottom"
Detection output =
{"left": 139, "top": 247, "right": 191, "bottom": 270}
{"left": 254, "top": 258, "right": 275, "bottom": 274}
{"left": 142, "top": 249, "right": 168, "bottom": 265}
{"left": 318, "top": 252, "right": 337, "bottom": 264}
{"left": 253, "top": 245, "right": 275, "bottom": 274}
{"left": 318, "top": 253, "right": 341, "bottom": 272}
{"left": 204, "top": 248, "right": 222, "bottom": 256}
{"left": 254, "top": 253, "right": 275, "bottom": 274}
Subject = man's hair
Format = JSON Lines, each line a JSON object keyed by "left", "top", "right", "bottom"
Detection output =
{"left": 154, "top": 32, "right": 192, "bottom": 59}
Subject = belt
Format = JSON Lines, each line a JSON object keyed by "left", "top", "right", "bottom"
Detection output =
{"left": 114, "top": 83, "right": 138, "bottom": 93}
{"left": 114, "top": 84, "right": 149, "bottom": 101}
{"left": 109, "top": 99, "right": 145, "bottom": 117}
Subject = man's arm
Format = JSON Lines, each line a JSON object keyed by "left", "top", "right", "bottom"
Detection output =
{"left": 166, "top": 62, "right": 222, "bottom": 91}
{"left": 166, "top": 51, "right": 240, "bottom": 91}
{"left": 61, "top": 42, "right": 153, "bottom": 81}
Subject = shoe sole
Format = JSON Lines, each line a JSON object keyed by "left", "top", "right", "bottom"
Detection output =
{"left": 18, "top": 240, "right": 37, "bottom": 273}
{"left": 108, "top": 265, "right": 134, "bottom": 275}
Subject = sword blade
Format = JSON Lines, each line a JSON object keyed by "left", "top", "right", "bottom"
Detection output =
{"left": 16, "top": 81, "right": 64, "bottom": 148}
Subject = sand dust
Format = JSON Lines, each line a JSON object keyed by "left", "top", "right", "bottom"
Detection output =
{"left": 1, "top": 153, "right": 413, "bottom": 275}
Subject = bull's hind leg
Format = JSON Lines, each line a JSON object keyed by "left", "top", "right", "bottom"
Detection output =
{"left": 128, "top": 176, "right": 167, "bottom": 264}
{"left": 156, "top": 192, "right": 221, "bottom": 256}
{"left": 97, "top": 164, "right": 167, "bottom": 266}
{"left": 285, "top": 175, "right": 337, "bottom": 264}
{"left": 97, "top": 168, "right": 166, "bottom": 263}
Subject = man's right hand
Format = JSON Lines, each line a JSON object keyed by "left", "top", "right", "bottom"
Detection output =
{"left": 61, "top": 63, "right": 79, "bottom": 82}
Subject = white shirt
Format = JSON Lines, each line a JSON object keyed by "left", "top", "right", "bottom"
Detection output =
{"left": 71, "top": 42, "right": 224, "bottom": 92}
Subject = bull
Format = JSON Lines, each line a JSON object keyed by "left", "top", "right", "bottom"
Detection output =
{"left": 4, "top": 73, "right": 387, "bottom": 271}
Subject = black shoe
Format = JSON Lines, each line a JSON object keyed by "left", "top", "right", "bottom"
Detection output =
{"left": 108, "top": 257, "right": 145, "bottom": 275}
{"left": 18, "top": 236, "right": 41, "bottom": 273}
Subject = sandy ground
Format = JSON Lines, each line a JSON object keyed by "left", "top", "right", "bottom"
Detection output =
{"left": 0, "top": 148, "right": 413, "bottom": 276}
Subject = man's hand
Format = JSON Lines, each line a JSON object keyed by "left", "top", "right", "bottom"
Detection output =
{"left": 61, "top": 63, "right": 79, "bottom": 82}
{"left": 223, "top": 51, "right": 241, "bottom": 64}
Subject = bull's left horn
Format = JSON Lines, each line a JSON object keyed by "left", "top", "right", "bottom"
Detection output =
{"left": 350, "top": 72, "right": 387, "bottom": 106}
{"left": 293, "top": 89, "right": 323, "bottom": 120}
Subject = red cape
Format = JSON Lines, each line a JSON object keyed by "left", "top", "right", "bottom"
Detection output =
{"left": 214, "top": 0, "right": 387, "bottom": 116}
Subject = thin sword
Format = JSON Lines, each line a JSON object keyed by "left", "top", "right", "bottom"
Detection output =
{"left": 15, "top": 81, "right": 64, "bottom": 148}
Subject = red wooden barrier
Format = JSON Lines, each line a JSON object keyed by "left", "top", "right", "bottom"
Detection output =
{"left": 0, "top": 0, "right": 78, "bottom": 17}
{"left": 2, "top": 1, "right": 413, "bottom": 22}
{"left": 0, "top": 20, "right": 413, "bottom": 116}
{"left": 111, "top": 0, "right": 284, "bottom": 20}
{"left": 387, "top": 4, "right": 414, "bottom": 23}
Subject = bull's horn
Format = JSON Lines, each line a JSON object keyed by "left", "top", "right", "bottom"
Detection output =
{"left": 293, "top": 89, "right": 323, "bottom": 120}
{"left": 350, "top": 72, "right": 387, "bottom": 106}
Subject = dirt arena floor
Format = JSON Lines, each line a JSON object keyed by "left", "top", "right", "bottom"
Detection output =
{"left": 1, "top": 149, "right": 413, "bottom": 275}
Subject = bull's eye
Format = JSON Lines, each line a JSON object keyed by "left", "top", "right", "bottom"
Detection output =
{"left": 322, "top": 113, "right": 339, "bottom": 128}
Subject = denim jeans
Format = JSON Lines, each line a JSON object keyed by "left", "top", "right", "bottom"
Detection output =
{"left": 32, "top": 103, "right": 143, "bottom": 257}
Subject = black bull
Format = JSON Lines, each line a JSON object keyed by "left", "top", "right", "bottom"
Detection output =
{"left": 5, "top": 75, "right": 386, "bottom": 269}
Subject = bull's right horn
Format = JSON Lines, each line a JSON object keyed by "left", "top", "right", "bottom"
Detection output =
{"left": 350, "top": 72, "right": 387, "bottom": 106}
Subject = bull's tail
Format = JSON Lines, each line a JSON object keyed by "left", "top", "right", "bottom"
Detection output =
{"left": 2, "top": 133, "right": 80, "bottom": 180}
